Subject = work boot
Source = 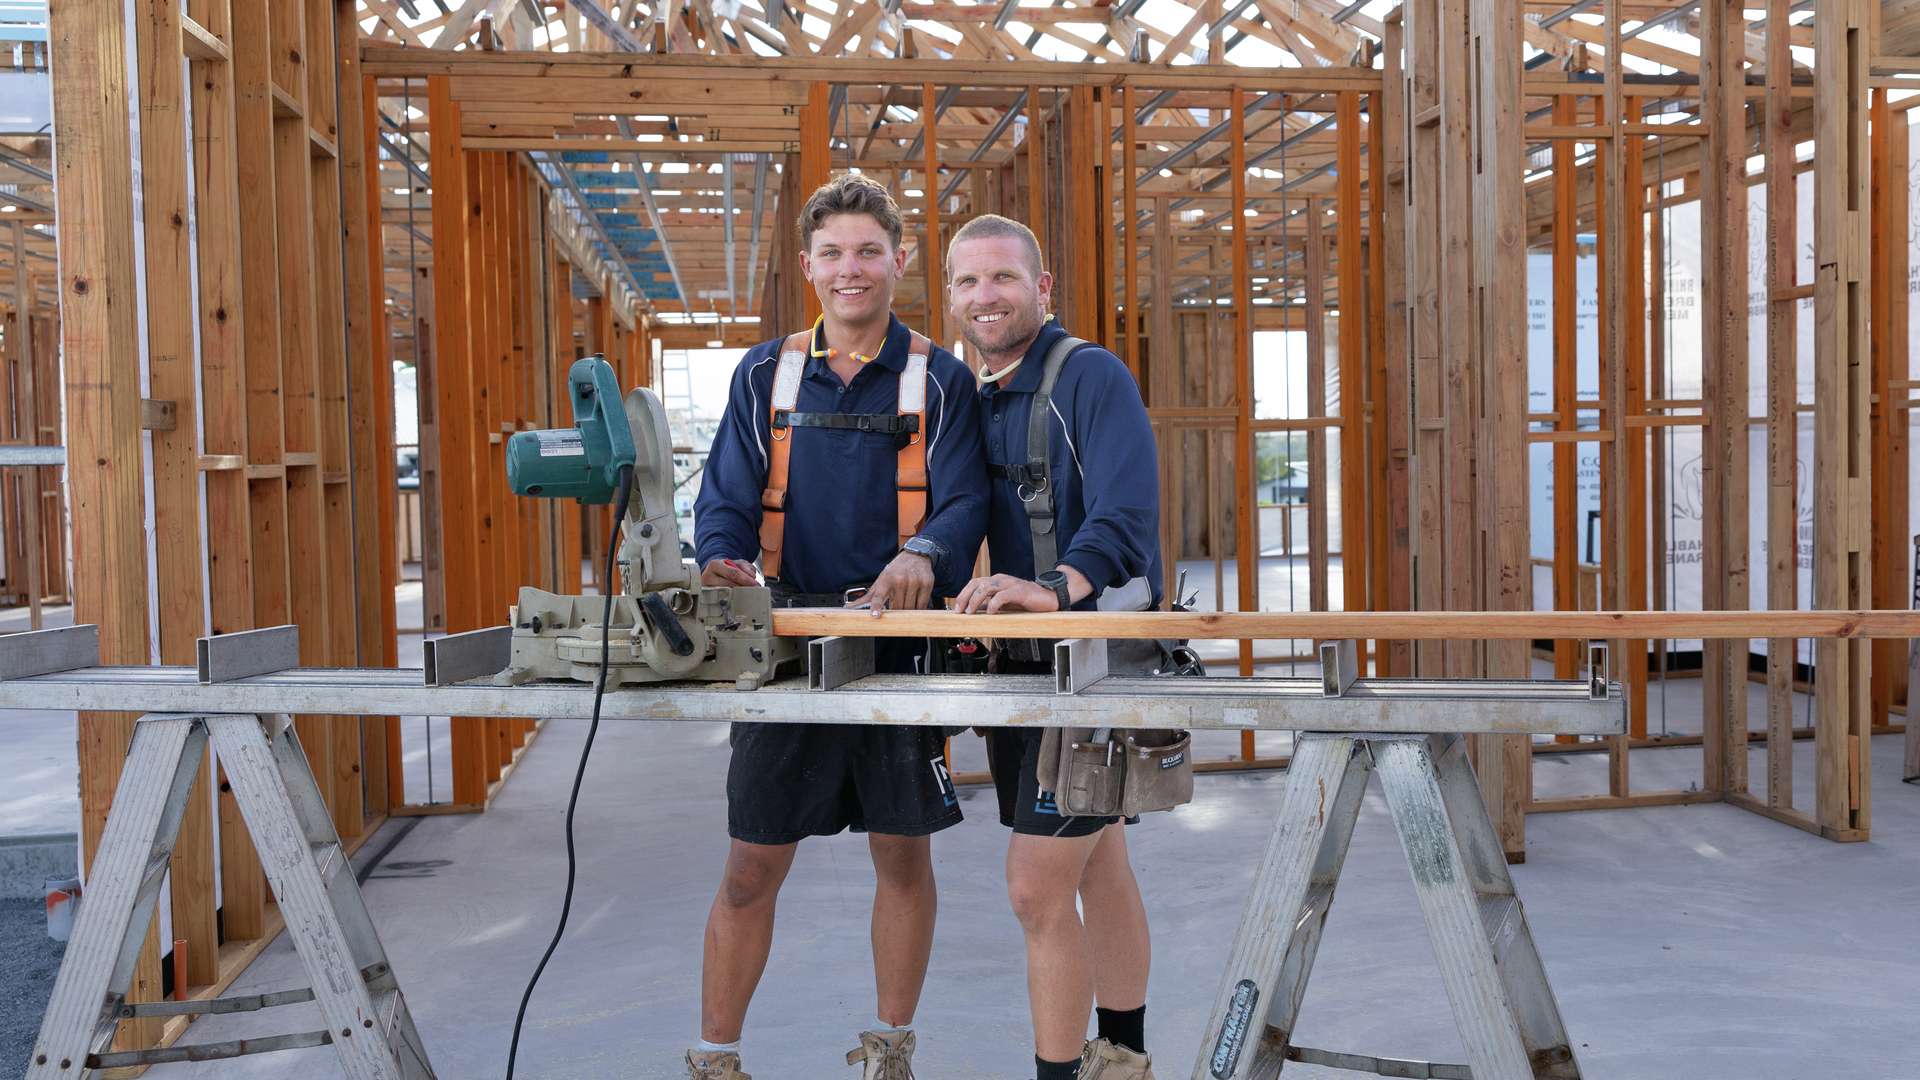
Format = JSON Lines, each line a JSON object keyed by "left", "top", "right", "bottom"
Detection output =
{"left": 1078, "top": 1038, "right": 1156, "bottom": 1080}
{"left": 845, "top": 1028, "right": 917, "bottom": 1079}
{"left": 685, "top": 1049, "right": 751, "bottom": 1079}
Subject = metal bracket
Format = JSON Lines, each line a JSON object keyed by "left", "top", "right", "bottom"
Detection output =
{"left": 1586, "top": 640, "right": 1610, "bottom": 701}
{"left": 1321, "top": 639, "right": 1359, "bottom": 697}
{"left": 423, "top": 626, "right": 512, "bottom": 687}
{"left": 807, "top": 635, "right": 874, "bottom": 691}
{"left": 196, "top": 625, "right": 299, "bottom": 684}
{"left": 1054, "top": 637, "right": 1108, "bottom": 695}
{"left": 0, "top": 625, "right": 100, "bottom": 680}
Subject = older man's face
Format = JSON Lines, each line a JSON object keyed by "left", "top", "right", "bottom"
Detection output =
{"left": 947, "top": 235, "right": 1052, "bottom": 360}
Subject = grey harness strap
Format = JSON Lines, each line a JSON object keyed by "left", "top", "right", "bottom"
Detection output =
{"left": 1021, "top": 334, "right": 1088, "bottom": 574}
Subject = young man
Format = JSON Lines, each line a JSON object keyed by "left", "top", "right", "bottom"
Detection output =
{"left": 687, "top": 174, "right": 988, "bottom": 1080}
{"left": 947, "top": 214, "right": 1162, "bottom": 1080}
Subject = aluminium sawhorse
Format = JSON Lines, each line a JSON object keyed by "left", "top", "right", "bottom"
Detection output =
{"left": 26, "top": 712, "right": 433, "bottom": 1079}
{"left": 1193, "top": 728, "right": 1579, "bottom": 1080}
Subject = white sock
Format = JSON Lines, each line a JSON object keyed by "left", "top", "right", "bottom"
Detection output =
{"left": 874, "top": 1017, "right": 911, "bottom": 1034}
{"left": 695, "top": 1038, "right": 741, "bottom": 1055}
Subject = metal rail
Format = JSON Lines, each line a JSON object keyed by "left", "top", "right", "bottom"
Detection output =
{"left": 0, "top": 626, "right": 1625, "bottom": 736}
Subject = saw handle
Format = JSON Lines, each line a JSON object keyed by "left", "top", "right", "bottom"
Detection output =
{"left": 640, "top": 592, "right": 696, "bottom": 657}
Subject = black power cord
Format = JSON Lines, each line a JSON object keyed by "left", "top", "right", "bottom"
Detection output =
{"left": 506, "top": 462, "right": 634, "bottom": 1079}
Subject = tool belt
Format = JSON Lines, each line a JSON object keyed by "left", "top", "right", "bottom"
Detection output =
{"left": 1020, "top": 637, "right": 1198, "bottom": 818}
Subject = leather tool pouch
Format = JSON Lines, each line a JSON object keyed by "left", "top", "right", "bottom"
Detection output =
{"left": 1060, "top": 728, "right": 1194, "bottom": 817}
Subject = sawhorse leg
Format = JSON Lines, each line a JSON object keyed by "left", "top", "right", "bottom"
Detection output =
{"left": 1193, "top": 733, "right": 1581, "bottom": 1080}
{"left": 27, "top": 713, "right": 434, "bottom": 1079}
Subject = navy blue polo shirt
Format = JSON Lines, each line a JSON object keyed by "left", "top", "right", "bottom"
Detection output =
{"left": 979, "top": 320, "right": 1163, "bottom": 608}
{"left": 694, "top": 315, "right": 988, "bottom": 599}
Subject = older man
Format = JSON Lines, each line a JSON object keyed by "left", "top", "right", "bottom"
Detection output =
{"left": 947, "top": 214, "right": 1162, "bottom": 1080}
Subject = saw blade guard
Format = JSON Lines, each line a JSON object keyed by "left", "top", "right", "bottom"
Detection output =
{"left": 618, "top": 386, "right": 693, "bottom": 595}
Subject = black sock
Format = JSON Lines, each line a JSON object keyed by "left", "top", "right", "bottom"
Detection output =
{"left": 1096, "top": 1004, "right": 1146, "bottom": 1055}
{"left": 1036, "top": 1055, "right": 1080, "bottom": 1080}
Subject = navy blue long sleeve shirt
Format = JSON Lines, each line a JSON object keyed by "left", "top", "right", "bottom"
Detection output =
{"left": 694, "top": 315, "right": 989, "bottom": 600}
{"left": 980, "top": 320, "right": 1163, "bottom": 608}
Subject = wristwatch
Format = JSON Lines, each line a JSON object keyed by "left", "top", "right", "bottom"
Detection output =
{"left": 1036, "top": 568, "right": 1073, "bottom": 612}
{"left": 902, "top": 535, "right": 943, "bottom": 564}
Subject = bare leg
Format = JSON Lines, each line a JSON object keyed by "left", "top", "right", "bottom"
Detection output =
{"left": 700, "top": 839, "right": 800, "bottom": 1043}
{"left": 1078, "top": 823, "right": 1150, "bottom": 1012}
{"left": 1006, "top": 830, "right": 1104, "bottom": 1061}
{"left": 867, "top": 833, "right": 938, "bottom": 1027}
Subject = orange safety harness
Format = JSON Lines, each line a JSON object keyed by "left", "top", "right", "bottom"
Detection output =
{"left": 757, "top": 323, "right": 933, "bottom": 579}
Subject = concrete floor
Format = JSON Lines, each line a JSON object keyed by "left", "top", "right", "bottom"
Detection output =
{"left": 6, "top": 579, "right": 1920, "bottom": 1078}
{"left": 119, "top": 712, "right": 1918, "bottom": 1080}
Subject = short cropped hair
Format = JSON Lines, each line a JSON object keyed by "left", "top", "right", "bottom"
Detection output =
{"left": 796, "top": 173, "right": 904, "bottom": 250}
{"left": 947, "top": 213, "right": 1045, "bottom": 279}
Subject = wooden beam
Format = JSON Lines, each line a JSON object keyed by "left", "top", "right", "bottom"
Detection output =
{"left": 922, "top": 82, "right": 944, "bottom": 346}
{"left": 772, "top": 607, "right": 1920, "bottom": 641}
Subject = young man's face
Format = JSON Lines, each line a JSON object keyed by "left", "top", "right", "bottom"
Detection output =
{"left": 800, "top": 212, "right": 906, "bottom": 327}
{"left": 947, "top": 235, "right": 1052, "bottom": 360}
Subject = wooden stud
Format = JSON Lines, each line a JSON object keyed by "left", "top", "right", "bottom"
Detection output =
{"left": 1232, "top": 90, "right": 1254, "bottom": 683}
{"left": 1813, "top": 0, "right": 1874, "bottom": 835}
{"left": 136, "top": 0, "right": 219, "bottom": 990}
{"left": 1381, "top": 16, "right": 1413, "bottom": 681}
{"left": 428, "top": 78, "right": 489, "bottom": 807}
{"left": 798, "top": 81, "right": 830, "bottom": 326}
{"left": 1701, "top": 0, "right": 1753, "bottom": 797}
{"left": 1765, "top": 0, "right": 1800, "bottom": 808}
{"left": 1335, "top": 91, "right": 1367, "bottom": 673}
{"left": 49, "top": 0, "right": 166, "bottom": 1043}
{"left": 922, "top": 83, "right": 944, "bottom": 347}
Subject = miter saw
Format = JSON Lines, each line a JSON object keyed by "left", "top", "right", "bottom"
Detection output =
{"left": 498, "top": 355, "right": 799, "bottom": 689}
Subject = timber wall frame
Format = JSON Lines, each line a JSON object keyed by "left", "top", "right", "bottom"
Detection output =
{"left": 36, "top": 1, "right": 1920, "bottom": 1042}
{"left": 45, "top": 0, "right": 414, "bottom": 1051}
{"left": 365, "top": 13, "right": 1917, "bottom": 860}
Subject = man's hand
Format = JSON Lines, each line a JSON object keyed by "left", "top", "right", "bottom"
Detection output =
{"left": 700, "top": 558, "right": 760, "bottom": 588}
{"left": 857, "top": 550, "right": 935, "bottom": 617}
{"left": 954, "top": 573, "right": 1059, "bottom": 615}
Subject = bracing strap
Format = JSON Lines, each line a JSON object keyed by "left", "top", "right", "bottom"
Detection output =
{"left": 1021, "top": 335, "right": 1088, "bottom": 575}
{"left": 896, "top": 336, "right": 932, "bottom": 549}
{"left": 759, "top": 329, "right": 935, "bottom": 580}
{"left": 758, "top": 330, "right": 811, "bottom": 579}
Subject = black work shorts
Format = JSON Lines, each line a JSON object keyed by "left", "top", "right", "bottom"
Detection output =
{"left": 985, "top": 728, "right": 1131, "bottom": 839}
{"left": 726, "top": 722, "right": 960, "bottom": 844}
{"left": 726, "top": 637, "right": 962, "bottom": 846}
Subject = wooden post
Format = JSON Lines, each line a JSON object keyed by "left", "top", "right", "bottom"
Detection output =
{"left": 1306, "top": 202, "right": 1330, "bottom": 617}
{"left": 1403, "top": 0, "right": 1445, "bottom": 681}
{"left": 1813, "top": 0, "right": 1873, "bottom": 838}
{"left": 798, "top": 81, "right": 830, "bottom": 327}
{"left": 1470, "top": 0, "right": 1530, "bottom": 859}
{"left": 50, "top": 0, "right": 168, "bottom": 1042}
{"left": 1765, "top": 0, "right": 1800, "bottom": 809}
{"left": 1232, "top": 92, "right": 1255, "bottom": 685}
{"left": 1381, "top": 15, "right": 1413, "bottom": 679}
{"left": 1870, "top": 91, "right": 1909, "bottom": 732}
{"left": 1335, "top": 91, "right": 1367, "bottom": 672}
{"left": 135, "top": 0, "right": 218, "bottom": 989}
{"left": 1700, "top": 0, "right": 1752, "bottom": 797}
{"left": 1551, "top": 95, "right": 1578, "bottom": 691}
{"left": 922, "top": 83, "right": 944, "bottom": 347}
{"left": 428, "top": 78, "right": 488, "bottom": 806}
{"left": 233, "top": 0, "right": 290, "bottom": 939}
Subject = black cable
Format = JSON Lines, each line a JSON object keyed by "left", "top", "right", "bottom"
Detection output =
{"left": 505, "top": 462, "right": 634, "bottom": 1079}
